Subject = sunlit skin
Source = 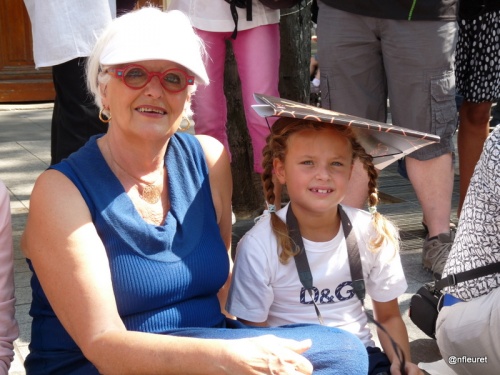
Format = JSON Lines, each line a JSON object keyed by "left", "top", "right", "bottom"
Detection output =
{"left": 273, "top": 128, "right": 354, "bottom": 242}
{"left": 97, "top": 59, "right": 192, "bottom": 186}
{"left": 101, "top": 60, "right": 190, "bottom": 149}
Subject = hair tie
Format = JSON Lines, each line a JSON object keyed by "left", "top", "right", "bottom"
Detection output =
{"left": 254, "top": 204, "right": 276, "bottom": 224}
{"left": 368, "top": 206, "right": 377, "bottom": 215}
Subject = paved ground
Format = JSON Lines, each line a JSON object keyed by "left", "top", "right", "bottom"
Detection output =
{"left": 0, "top": 103, "right": 461, "bottom": 374}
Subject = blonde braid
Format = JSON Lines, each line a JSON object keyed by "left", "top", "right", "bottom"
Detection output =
{"left": 351, "top": 139, "right": 399, "bottom": 254}
{"left": 261, "top": 129, "right": 296, "bottom": 264}
{"left": 261, "top": 142, "right": 276, "bottom": 207}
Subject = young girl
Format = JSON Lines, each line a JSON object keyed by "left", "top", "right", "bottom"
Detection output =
{"left": 227, "top": 117, "right": 421, "bottom": 375}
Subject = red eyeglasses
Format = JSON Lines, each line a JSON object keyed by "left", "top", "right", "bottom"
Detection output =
{"left": 106, "top": 64, "right": 195, "bottom": 93}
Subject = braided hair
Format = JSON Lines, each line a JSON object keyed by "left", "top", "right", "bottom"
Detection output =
{"left": 261, "top": 117, "right": 399, "bottom": 264}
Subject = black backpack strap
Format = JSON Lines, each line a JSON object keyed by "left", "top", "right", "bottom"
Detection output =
{"left": 434, "top": 262, "right": 500, "bottom": 291}
{"left": 339, "top": 205, "right": 366, "bottom": 302}
{"left": 288, "top": 204, "right": 407, "bottom": 374}
{"left": 339, "top": 205, "right": 406, "bottom": 374}
{"left": 287, "top": 205, "right": 324, "bottom": 324}
{"left": 246, "top": 1, "right": 252, "bottom": 21}
{"left": 228, "top": 1, "right": 239, "bottom": 40}
{"left": 226, "top": 0, "right": 252, "bottom": 40}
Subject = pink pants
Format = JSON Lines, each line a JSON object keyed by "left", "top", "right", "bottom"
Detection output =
{"left": 193, "top": 24, "right": 280, "bottom": 173}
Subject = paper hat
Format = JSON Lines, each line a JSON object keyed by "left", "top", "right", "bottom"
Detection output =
{"left": 252, "top": 94, "right": 440, "bottom": 170}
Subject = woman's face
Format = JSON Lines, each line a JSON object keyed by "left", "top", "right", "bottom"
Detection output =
{"left": 274, "top": 127, "right": 354, "bottom": 216}
{"left": 101, "top": 60, "right": 191, "bottom": 141}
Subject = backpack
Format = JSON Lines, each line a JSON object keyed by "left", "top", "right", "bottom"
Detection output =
{"left": 259, "top": 0, "right": 302, "bottom": 9}
{"left": 225, "top": 0, "right": 303, "bottom": 39}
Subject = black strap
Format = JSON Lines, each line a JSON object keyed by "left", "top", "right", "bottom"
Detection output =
{"left": 227, "top": 0, "right": 252, "bottom": 40}
{"left": 246, "top": 1, "right": 252, "bottom": 22}
{"left": 434, "top": 262, "right": 500, "bottom": 291}
{"left": 229, "top": 2, "right": 239, "bottom": 40}
{"left": 289, "top": 205, "right": 366, "bottom": 305}
{"left": 287, "top": 205, "right": 324, "bottom": 324}
{"left": 340, "top": 205, "right": 366, "bottom": 302}
{"left": 288, "top": 204, "right": 406, "bottom": 375}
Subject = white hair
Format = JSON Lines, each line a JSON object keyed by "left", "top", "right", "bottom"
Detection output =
{"left": 86, "top": 7, "right": 206, "bottom": 116}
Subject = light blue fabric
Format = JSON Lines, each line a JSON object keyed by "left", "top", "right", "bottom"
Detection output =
{"left": 168, "top": 320, "right": 368, "bottom": 375}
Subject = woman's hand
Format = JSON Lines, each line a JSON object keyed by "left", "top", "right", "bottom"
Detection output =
{"left": 220, "top": 335, "right": 313, "bottom": 375}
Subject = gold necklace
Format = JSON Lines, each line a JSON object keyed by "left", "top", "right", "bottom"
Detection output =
{"left": 106, "top": 140, "right": 164, "bottom": 204}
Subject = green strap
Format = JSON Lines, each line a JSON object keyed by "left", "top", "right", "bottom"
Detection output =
{"left": 408, "top": 0, "right": 417, "bottom": 20}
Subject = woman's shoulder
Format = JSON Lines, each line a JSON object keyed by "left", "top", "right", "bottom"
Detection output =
{"left": 192, "top": 134, "right": 228, "bottom": 168}
{"left": 193, "top": 133, "right": 224, "bottom": 152}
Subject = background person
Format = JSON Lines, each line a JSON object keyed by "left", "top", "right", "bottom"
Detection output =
{"left": 0, "top": 180, "right": 19, "bottom": 375}
{"left": 454, "top": 0, "right": 500, "bottom": 215}
{"left": 168, "top": 0, "right": 282, "bottom": 205}
{"left": 23, "top": 0, "right": 136, "bottom": 165}
{"left": 316, "top": 0, "right": 459, "bottom": 279}
{"left": 22, "top": 8, "right": 368, "bottom": 375}
{"left": 436, "top": 125, "right": 500, "bottom": 375}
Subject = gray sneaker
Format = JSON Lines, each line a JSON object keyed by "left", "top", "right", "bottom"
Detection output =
{"left": 422, "top": 232, "right": 455, "bottom": 278}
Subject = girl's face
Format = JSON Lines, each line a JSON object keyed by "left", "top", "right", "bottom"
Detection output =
{"left": 274, "top": 127, "right": 354, "bottom": 215}
{"left": 101, "top": 59, "right": 190, "bottom": 142}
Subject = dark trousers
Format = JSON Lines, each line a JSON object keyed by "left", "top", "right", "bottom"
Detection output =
{"left": 367, "top": 346, "right": 392, "bottom": 375}
{"left": 51, "top": 57, "right": 107, "bottom": 165}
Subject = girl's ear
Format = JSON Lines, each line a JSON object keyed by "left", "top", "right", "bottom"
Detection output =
{"left": 273, "top": 158, "right": 287, "bottom": 185}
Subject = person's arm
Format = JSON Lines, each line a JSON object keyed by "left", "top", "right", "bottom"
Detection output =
{"left": 238, "top": 318, "right": 270, "bottom": 327}
{"left": 0, "top": 182, "right": 18, "bottom": 375}
{"left": 372, "top": 299, "right": 422, "bottom": 375}
{"left": 196, "top": 134, "right": 233, "bottom": 316}
{"left": 224, "top": 214, "right": 276, "bottom": 326}
{"left": 22, "top": 169, "right": 313, "bottom": 375}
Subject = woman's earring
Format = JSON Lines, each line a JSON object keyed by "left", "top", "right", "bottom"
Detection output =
{"left": 99, "top": 108, "right": 111, "bottom": 123}
{"left": 179, "top": 114, "right": 191, "bottom": 132}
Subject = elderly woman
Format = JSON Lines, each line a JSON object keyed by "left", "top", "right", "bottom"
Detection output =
{"left": 22, "top": 7, "right": 367, "bottom": 375}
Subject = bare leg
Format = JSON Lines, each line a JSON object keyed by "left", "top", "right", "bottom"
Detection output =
{"left": 457, "top": 101, "right": 491, "bottom": 216}
{"left": 341, "top": 160, "right": 369, "bottom": 209}
{"left": 406, "top": 154, "right": 454, "bottom": 238}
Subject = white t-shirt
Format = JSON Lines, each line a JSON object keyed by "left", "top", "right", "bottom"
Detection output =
{"left": 226, "top": 204, "right": 407, "bottom": 347}
{"left": 168, "top": 0, "right": 280, "bottom": 32}
{"left": 23, "top": 0, "right": 115, "bottom": 67}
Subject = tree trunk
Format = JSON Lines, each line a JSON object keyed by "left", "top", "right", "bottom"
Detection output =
{"left": 224, "top": 41, "right": 262, "bottom": 218}
{"left": 279, "top": 4, "right": 311, "bottom": 103}
{"left": 226, "top": 3, "right": 311, "bottom": 217}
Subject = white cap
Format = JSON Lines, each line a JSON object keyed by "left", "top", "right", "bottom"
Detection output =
{"left": 100, "top": 8, "right": 209, "bottom": 85}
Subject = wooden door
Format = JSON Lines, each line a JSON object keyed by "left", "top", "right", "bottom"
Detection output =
{"left": 0, "top": 0, "right": 55, "bottom": 103}
{"left": 0, "top": 0, "right": 169, "bottom": 103}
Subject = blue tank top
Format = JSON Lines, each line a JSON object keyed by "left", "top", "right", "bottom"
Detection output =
{"left": 25, "top": 133, "right": 229, "bottom": 374}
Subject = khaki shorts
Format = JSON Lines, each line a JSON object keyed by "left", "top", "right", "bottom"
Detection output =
{"left": 436, "top": 287, "right": 500, "bottom": 375}
{"left": 317, "top": 7, "right": 458, "bottom": 160}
